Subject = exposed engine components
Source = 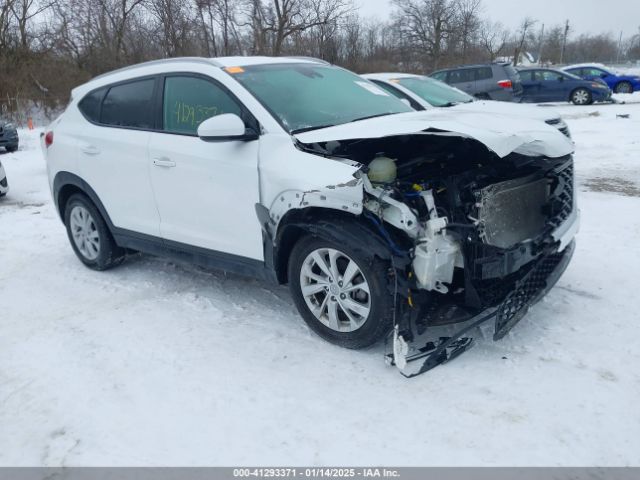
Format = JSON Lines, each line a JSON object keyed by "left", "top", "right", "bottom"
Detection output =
{"left": 412, "top": 193, "right": 463, "bottom": 293}
{"left": 367, "top": 155, "right": 397, "bottom": 184}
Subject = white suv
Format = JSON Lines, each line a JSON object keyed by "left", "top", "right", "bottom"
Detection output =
{"left": 45, "top": 56, "right": 578, "bottom": 374}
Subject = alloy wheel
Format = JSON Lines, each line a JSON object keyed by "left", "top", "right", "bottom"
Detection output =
{"left": 299, "top": 248, "right": 371, "bottom": 332}
{"left": 70, "top": 205, "right": 100, "bottom": 260}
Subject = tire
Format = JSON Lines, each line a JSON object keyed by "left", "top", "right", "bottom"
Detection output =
{"left": 570, "top": 88, "right": 592, "bottom": 105}
{"left": 64, "top": 193, "right": 125, "bottom": 270}
{"left": 614, "top": 81, "right": 633, "bottom": 94}
{"left": 5, "top": 145, "right": 18, "bottom": 153}
{"left": 288, "top": 233, "right": 395, "bottom": 349}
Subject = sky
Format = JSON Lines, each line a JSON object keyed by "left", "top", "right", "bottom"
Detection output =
{"left": 357, "top": 0, "right": 640, "bottom": 37}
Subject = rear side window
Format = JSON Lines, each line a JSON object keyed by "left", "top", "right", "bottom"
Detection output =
{"left": 163, "top": 76, "right": 242, "bottom": 135}
{"left": 100, "top": 79, "right": 155, "bottom": 129}
{"left": 519, "top": 70, "right": 534, "bottom": 82}
{"left": 449, "top": 69, "right": 475, "bottom": 84}
{"left": 78, "top": 87, "right": 107, "bottom": 122}
{"left": 476, "top": 67, "right": 493, "bottom": 80}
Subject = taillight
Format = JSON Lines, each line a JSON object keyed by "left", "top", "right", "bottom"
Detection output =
{"left": 497, "top": 79, "right": 513, "bottom": 89}
{"left": 44, "top": 131, "right": 54, "bottom": 148}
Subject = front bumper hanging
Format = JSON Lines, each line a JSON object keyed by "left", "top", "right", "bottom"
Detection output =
{"left": 386, "top": 240, "right": 576, "bottom": 378}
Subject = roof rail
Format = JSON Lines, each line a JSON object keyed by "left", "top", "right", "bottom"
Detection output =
{"left": 283, "top": 56, "right": 330, "bottom": 65}
{"left": 91, "top": 57, "right": 219, "bottom": 82}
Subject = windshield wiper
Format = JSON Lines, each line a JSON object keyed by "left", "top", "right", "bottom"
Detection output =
{"left": 291, "top": 124, "right": 336, "bottom": 134}
{"left": 349, "top": 112, "right": 395, "bottom": 123}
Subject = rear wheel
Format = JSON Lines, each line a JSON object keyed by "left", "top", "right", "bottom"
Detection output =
{"left": 64, "top": 193, "right": 125, "bottom": 270}
{"left": 288, "top": 234, "right": 395, "bottom": 349}
{"left": 5, "top": 145, "right": 17, "bottom": 153}
{"left": 614, "top": 81, "right": 633, "bottom": 94}
{"left": 571, "top": 88, "right": 592, "bottom": 105}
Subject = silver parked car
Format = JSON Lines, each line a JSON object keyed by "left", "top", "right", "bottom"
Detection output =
{"left": 430, "top": 63, "right": 524, "bottom": 102}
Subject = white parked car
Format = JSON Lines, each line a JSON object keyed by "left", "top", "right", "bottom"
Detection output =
{"left": 362, "top": 73, "right": 571, "bottom": 138}
{"left": 44, "top": 57, "right": 578, "bottom": 376}
{"left": 0, "top": 159, "right": 8, "bottom": 197}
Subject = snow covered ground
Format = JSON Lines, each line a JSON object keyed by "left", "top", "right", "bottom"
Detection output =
{"left": 1, "top": 96, "right": 640, "bottom": 467}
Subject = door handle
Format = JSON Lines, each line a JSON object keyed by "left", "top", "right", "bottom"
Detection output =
{"left": 81, "top": 145, "right": 100, "bottom": 156}
{"left": 153, "top": 158, "right": 176, "bottom": 168}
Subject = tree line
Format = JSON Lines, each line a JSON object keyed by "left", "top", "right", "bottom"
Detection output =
{"left": 1, "top": 0, "right": 639, "bottom": 117}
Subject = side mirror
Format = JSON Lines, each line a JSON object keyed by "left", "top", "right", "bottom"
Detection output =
{"left": 399, "top": 98, "right": 412, "bottom": 108}
{"left": 197, "top": 113, "right": 258, "bottom": 141}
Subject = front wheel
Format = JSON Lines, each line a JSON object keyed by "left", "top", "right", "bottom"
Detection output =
{"left": 571, "top": 88, "right": 592, "bottom": 105}
{"left": 614, "top": 81, "right": 633, "bottom": 94}
{"left": 288, "top": 235, "right": 395, "bottom": 349}
{"left": 5, "top": 145, "right": 18, "bottom": 153}
{"left": 64, "top": 193, "right": 125, "bottom": 270}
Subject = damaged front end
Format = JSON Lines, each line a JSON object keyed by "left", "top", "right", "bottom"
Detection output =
{"left": 296, "top": 125, "right": 578, "bottom": 377}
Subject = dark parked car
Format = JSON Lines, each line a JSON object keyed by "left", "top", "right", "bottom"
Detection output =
{"left": 0, "top": 120, "right": 19, "bottom": 152}
{"left": 518, "top": 68, "right": 612, "bottom": 105}
{"left": 563, "top": 64, "right": 640, "bottom": 94}
{"left": 430, "top": 62, "right": 523, "bottom": 102}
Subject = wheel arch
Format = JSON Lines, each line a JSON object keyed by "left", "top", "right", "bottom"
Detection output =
{"left": 271, "top": 207, "right": 410, "bottom": 284}
{"left": 53, "top": 172, "right": 114, "bottom": 231}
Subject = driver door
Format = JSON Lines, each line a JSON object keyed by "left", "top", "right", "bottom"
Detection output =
{"left": 148, "top": 74, "right": 263, "bottom": 260}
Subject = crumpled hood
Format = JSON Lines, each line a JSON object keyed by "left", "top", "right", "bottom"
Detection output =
{"left": 295, "top": 110, "right": 574, "bottom": 159}
{"left": 452, "top": 100, "right": 561, "bottom": 123}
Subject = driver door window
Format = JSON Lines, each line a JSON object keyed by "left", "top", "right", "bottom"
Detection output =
{"left": 162, "top": 76, "right": 242, "bottom": 135}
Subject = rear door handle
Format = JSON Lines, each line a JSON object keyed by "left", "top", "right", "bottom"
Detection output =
{"left": 153, "top": 158, "right": 176, "bottom": 168}
{"left": 81, "top": 145, "right": 100, "bottom": 156}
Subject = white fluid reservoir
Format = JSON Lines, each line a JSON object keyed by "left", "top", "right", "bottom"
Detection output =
{"left": 367, "top": 156, "right": 397, "bottom": 184}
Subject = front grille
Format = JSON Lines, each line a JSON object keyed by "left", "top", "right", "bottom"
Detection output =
{"left": 547, "top": 161, "right": 574, "bottom": 230}
{"left": 494, "top": 248, "right": 568, "bottom": 338}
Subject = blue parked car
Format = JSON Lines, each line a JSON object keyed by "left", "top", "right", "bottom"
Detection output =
{"left": 563, "top": 64, "right": 640, "bottom": 94}
{"left": 518, "top": 68, "right": 612, "bottom": 105}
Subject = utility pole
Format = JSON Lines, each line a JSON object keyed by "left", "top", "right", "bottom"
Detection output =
{"left": 560, "top": 20, "right": 570, "bottom": 65}
{"left": 538, "top": 23, "right": 545, "bottom": 65}
{"left": 616, "top": 30, "right": 624, "bottom": 64}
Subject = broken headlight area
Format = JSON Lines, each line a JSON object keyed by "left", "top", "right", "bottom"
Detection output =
{"left": 320, "top": 134, "right": 577, "bottom": 376}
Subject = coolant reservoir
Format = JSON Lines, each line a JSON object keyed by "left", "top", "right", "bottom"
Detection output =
{"left": 368, "top": 155, "right": 397, "bottom": 184}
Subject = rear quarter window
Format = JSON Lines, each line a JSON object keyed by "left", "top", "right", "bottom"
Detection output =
{"left": 78, "top": 87, "right": 107, "bottom": 122}
{"left": 476, "top": 67, "right": 493, "bottom": 80}
{"left": 100, "top": 78, "right": 156, "bottom": 129}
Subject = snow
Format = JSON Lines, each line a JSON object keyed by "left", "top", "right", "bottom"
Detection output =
{"left": 1, "top": 100, "right": 640, "bottom": 467}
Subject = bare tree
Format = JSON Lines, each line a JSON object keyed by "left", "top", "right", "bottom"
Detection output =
{"left": 478, "top": 20, "right": 507, "bottom": 61}
{"left": 512, "top": 16, "right": 535, "bottom": 66}
{"left": 392, "top": 0, "right": 458, "bottom": 70}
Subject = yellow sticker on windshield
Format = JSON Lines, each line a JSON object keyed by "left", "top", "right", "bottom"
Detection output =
{"left": 225, "top": 66, "right": 245, "bottom": 74}
{"left": 389, "top": 79, "right": 400, "bottom": 83}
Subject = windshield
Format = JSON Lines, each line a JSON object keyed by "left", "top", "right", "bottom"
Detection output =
{"left": 228, "top": 63, "right": 412, "bottom": 133}
{"left": 395, "top": 76, "right": 474, "bottom": 107}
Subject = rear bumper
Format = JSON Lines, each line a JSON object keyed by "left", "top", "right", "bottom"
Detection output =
{"left": 592, "top": 89, "right": 613, "bottom": 102}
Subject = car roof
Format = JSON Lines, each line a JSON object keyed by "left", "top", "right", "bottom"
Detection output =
{"left": 73, "top": 56, "right": 329, "bottom": 99}
{"left": 362, "top": 73, "right": 423, "bottom": 81}
{"left": 432, "top": 62, "right": 509, "bottom": 73}
{"left": 517, "top": 67, "right": 565, "bottom": 72}
{"left": 562, "top": 63, "right": 610, "bottom": 71}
